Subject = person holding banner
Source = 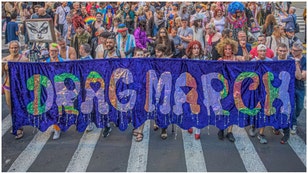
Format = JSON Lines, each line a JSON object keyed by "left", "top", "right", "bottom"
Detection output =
{"left": 184, "top": 40, "right": 207, "bottom": 140}
{"left": 152, "top": 43, "right": 169, "bottom": 140}
{"left": 2, "top": 40, "right": 29, "bottom": 139}
{"left": 182, "top": 40, "right": 207, "bottom": 60}
{"left": 215, "top": 38, "right": 244, "bottom": 142}
{"left": 45, "top": 43, "right": 65, "bottom": 139}
{"left": 249, "top": 44, "right": 273, "bottom": 144}
{"left": 271, "top": 43, "right": 293, "bottom": 144}
{"left": 288, "top": 42, "right": 306, "bottom": 135}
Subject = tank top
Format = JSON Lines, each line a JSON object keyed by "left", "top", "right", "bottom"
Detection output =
{"left": 65, "top": 46, "right": 69, "bottom": 61}
{"left": 213, "top": 17, "right": 225, "bottom": 33}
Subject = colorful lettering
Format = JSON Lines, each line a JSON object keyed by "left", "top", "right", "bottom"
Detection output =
{"left": 54, "top": 73, "right": 80, "bottom": 115}
{"left": 144, "top": 70, "right": 172, "bottom": 114}
{"left": 27, "top": 74, "right": 54, "bottom": 115}
{"left": 173, "top": 72, "right": 200, "bottom": 115}
{"left": 201, "top": 73, "right": 230, "bottom": 116}
{"left": 109, "top": 68, "right": 136, "bottom": 112}
{"left": 81, "top": 71, "right": 109, "bottom": 115}
{"left": 234, "top": 72, "right": 261, "bottom": 116}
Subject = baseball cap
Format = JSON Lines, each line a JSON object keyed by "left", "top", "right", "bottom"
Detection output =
{"left": 257, "top": 44, "right": 267, "bottom": 51}
{"left": 285, "top": 26, "right": 295, "bottom": 32}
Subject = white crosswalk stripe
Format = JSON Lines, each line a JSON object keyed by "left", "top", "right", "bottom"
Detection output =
{"left": 127, "top": 120, "right": 150, "bottom": 172}
{"left": 233, "top": 126, "right": 267, "bottom": 172}
{"left": 2, "top": 115, "right": 306, "bottom": 172}
{"left": 66, "top": 128, "right": 102, "bottom": 172}
{"left": 182, "top": 128, "right": 207, "bottom": 172}
{"left": 7, "top": 126, "right": 52, "bottom": 172}
{"left": 288, "top": 134, "right": 306, "bottom": 167}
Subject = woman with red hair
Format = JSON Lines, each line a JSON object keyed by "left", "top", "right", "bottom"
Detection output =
{"left": 183, "top": 40, "right": 207, "bottom": 60}
{"left": 183, "top": 40, "right": 207, "bottom": 139}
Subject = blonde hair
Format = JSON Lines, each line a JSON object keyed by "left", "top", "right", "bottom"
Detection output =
{"left": 206, "top": 22, "right": 217, "bottom": 34}
{"left": 216, "top": 38, "right": 238, "bottom": 57}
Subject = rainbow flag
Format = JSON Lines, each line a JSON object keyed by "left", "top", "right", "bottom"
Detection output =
{"left": 103, "top": 14, "right": 112, "bottom": 27}
{"left": 84, "top": 16, "right": 96, "bottom": 25}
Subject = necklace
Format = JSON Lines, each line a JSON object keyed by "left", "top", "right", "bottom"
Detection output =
{"left": 121, "top": 35, "right": 128, "bottom": 51}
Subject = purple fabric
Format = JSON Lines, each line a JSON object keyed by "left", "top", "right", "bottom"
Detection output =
{"left": 134, "top": 27, "right": 150, "bottom": 49}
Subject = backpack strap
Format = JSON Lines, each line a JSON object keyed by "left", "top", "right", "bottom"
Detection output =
{"left": 116, "top": 49, "right": 121, "bottom": 58}
{"left": 103, "top": 49, "right": 108, "bottom": 59}
{"left": 270, "top": 36, "right": 272, "bottom": 49}
{"left": 103, "top": 49, "right": 121, "bottom": 58}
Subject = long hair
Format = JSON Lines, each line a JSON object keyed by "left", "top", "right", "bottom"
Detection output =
{"left": 263, "top": 14, "right": 277, "bottom": 30}
{"left": 156, "top": 27, "right": 172, "bottom": 55}
{"left": 272, "top": 24, "right": 282, "bottom": 38}
{"left": 214, "top": 7, "right": 223, "bottom": 18}
{"left": 186, "top": 40, "right": 203, "bottom": 58}
{"left": 216, "top": 38, "right": 238, "bottom": 57}
{"left": 193, "top": 19, "right": 201, "bottom": 33}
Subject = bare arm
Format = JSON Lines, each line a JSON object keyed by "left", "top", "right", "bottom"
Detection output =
{"left": 54, "top": 13, "right": 58, "bottom": 26}
{"left": 96, "top": 50, "right": 104, "bottom": 59}
{"left": 295, "top": 61, "right": 307, "bottom": 80}
{"left": 180, "top": 35, "right": 192, "bottom": 42}
{"left": 302, "top": 70, "right": 307, "bottom": 81}
{"left": 69, "top": 47, "right": 77, "bottom": 60}
{"left": 295, "top": 61, "right": 302, "bottom": 80}
{"left": 235, "top": 55, "right": 246, "bottom": 61}
{"left": 2, "top": 59, "right": 8, "bottom": 77}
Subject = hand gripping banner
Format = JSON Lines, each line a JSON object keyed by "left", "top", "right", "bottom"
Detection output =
{"left": 8, "top": 58, "right": 295, "bottom": 134}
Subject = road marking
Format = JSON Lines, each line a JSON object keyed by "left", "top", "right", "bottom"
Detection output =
{"left": 127, "top": 120, "right": 150, "bottom": 172}
{"left": 8, "top": 126, "right": 52, "bottom": 172}
{"left": 2, "top": 114, "right": 11, "bottom": 136}
{"left": 288, "top": 134, "right": 306, "bottom": 166}
{"left": 232, "top": 126, "right": 267, "bottom": 172}
{"left": 182, "top": 128, "right": 207, "bottom": 172}
{"left": 66, "top": 128, "right": 102, "bottom": 172}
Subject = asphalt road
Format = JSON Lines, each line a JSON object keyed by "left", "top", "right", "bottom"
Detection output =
{"left": 2, "top": 2, "right": 307, "bottom": 171}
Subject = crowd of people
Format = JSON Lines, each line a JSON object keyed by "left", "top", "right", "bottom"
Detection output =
{"left": 2, "top": 2, "right": 306, "bottom": 144}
